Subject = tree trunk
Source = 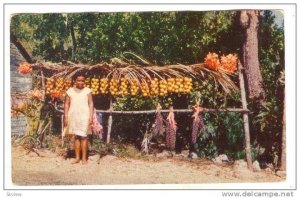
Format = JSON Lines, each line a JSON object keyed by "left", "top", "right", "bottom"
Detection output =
{"left": 279, "top": 72, "right": 286, "bottom": 171}
{"left": 10, "top": 33, "right": 34, "bottom": 63}
{"left": 240, "top": 10, "right": 265, "bottom": 99}
{"left": 63, "top": 13, "right": 76, "bottom": 62}
{"left": 280, "top": 95, "right": 286, "bottom": 171}
{"left": 70, "top": 22, "right": 77, "bottom": 62}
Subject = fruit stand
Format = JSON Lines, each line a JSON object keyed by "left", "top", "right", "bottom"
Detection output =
{"left": 12, "top": 53, "right": 253, "bottom": 170}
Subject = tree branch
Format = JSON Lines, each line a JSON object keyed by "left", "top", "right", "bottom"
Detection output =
{"left": 10, "top": 33, "right": 35, "bottom": 64}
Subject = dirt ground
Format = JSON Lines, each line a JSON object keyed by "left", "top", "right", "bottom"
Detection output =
{"left": 11, "top": 146, "right": 285, "bottom": 186}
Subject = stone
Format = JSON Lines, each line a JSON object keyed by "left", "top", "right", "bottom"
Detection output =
{"left": 265, "top": 167, "right": 273, "bottom": 174}
{"left": 233, "top": 159, "right": 252, "bottom": 176}
{"left": 212, "top": 157, "right": 222, "bottom": 165}
{"left": 181, "top": 150, "right": 190, "bottom": 155}
{"left": 276, "top": 170, "right": 286, "bottom": 177}
{"left": 233, "top": 159, "right": 249, "bottom": 171}
{"left": 252, "top": 160, "right": 261, "bottom": 172}
{"left": 212, "top": 154, "right": 230, "bottom": 164}
{"left": 156, "top": 150, "right": 173, "bottom": 158}
{"left": 89, "top": 154, "right": 100, "bottom": 161}
{"left": 174, "top": 153, "right": 188, "bottom": 158}
{"left": 188, "top": 152, "right": 198, "bottom": 159}
{"left": 218, "top": 154, "right": 229, "bottom": 162}
{"left": 102, "top": 155, "right": 118, "bottom": 161}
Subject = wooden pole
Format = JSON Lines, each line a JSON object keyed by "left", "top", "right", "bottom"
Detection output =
{"left": 54, "top": 105, "right": 249, "bottom": 115}
{"left": 61, "top": 115, "right": 64, "bottom": 147}
{"left": 95, "top": 108, "right": 249, "bottom": 114}
{"left": 41, "top": 70, "right": 45, "bottom": 90}
{"left": 238, "top": 62, "right": 253, "bottom": 171}
{"left": 106, "top": 98, "right": 113, "bottom": 144}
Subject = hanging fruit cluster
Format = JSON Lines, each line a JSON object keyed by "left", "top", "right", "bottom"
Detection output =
{"left": 153, "top": 104, "right": 164, "bottom": 135}
{"left": 119, "top": 78, "right": 129, "bottom": 96}
{"left": 90, "top": 78, "right": 100, "bottom": 95}
{"left": 27, "top": 90, "right": 45, "bottom": 101}
{"left": 159, "top": 80, "right": 168, "bottom": 96}
{"left": 191, "top": 105, "right": 206, "bottom": 144}
{"left": 166, "top": 109, "right": 177, "bottom": 150}
{"left": 100, "top": 78, "right": 109, "bottom": 94}
{"left": 220, "top": 54, "right": 238, "bottom": 73}
{"left": 204, "top": 52, "right": 238, "bottom": 73}
{"left": 44, "top": 76, "right": 193, "bottom": 98}
{"left": 11, "top": 101, "right": 26, "bottom": 117}
{"left": 204, "top": 52, "right": 220, "bottom": 70}
{"left": 84, "top": 78, "right": 91, "bottom": 89}
{"left": 164, "top": 77, "right": 193, "bottom": 94}
{"left": 150, "top": 78, "right": 159, "bottom": 96}
{"left": 18, "top": 62, "right": 32, "bottom": 75}
{"left": 46, "top": 78, "right": 54, "bottom": 94}
{"left": 130, "top": 80, "right": 139, "bottom": 96}
{"left": 141, "top": 81, "right": 150, "bottom": 97}
{"left": 63, "top": 79, "right": 72, "bottom": 91}
{"left": 45, "top": 78, "right": 70, "bottom": 99}
{"left": 109, "top": 78, "right": 119, "bottom": 96}
{"left": 55, "top": 78, "right": 64, "bottom": 92}
{"left": 46, "top": 78, "right": 62, "bottom": 99}
{"left": 106, "top": 77, "right": 193, "bottom": 97}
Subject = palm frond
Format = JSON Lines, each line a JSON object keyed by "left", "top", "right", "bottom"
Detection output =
{"left": 31, "top": 57, "right": 238, "bottom": 93}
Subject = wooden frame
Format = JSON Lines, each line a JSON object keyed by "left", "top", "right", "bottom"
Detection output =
{"left": 54, "top": 62, "right": 253, "bottom": 170}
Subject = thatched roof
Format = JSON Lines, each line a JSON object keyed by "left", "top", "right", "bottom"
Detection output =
{"left": 31, "top": 59, "right": 238, "bottom": 93}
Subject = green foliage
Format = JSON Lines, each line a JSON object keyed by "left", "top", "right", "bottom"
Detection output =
{"left": 195, "top": 113, "right": 218, "bottom": 158}
{"left": 193, "top": 112, "right": 244, "bottom": 159}
{"left": 11, "top": 11, "right": 235, "bottom": 64}
{"left": 90, "top": 135, "right": 140, "bottom": 158}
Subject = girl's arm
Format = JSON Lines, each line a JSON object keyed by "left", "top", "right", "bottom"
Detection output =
{"left": 88, "top": 93, "right": 94, "bottom": 125}
{"left": 64, "top": 95, "right": 70, "bottom": 127}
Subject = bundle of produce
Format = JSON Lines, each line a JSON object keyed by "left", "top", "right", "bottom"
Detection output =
{"left": 166, "top": 107, "right": 177, "bottom": 150}
{"left": 153, "top": 104, "right": 164, "bottom": 135}
{"left": 191, "top": 105, "right": 207, "bottom": 144}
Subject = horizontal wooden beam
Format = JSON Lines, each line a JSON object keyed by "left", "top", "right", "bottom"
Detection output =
{"left": 54, "top": 105, "right": 248, "bottom": 114}
{"left": 95, "top": 108, "right": 249, "bottom": 114}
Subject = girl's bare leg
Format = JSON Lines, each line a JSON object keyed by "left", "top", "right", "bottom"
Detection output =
{"left": 72, "top": 136, "right": 81, "bottom": 164}
{"left": 81, "top": 137, "right": 88, "bottom": 164}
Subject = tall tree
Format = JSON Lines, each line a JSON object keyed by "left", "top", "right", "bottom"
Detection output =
{"left": 279, "top": 71, "right": 286, "bottom": 171}
{"left": 240, "top": 10, "right": 265, "bottom": 99}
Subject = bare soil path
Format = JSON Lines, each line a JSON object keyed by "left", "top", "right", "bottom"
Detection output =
{"left": 12, "top": 146, "right": 285, "bottom": 186}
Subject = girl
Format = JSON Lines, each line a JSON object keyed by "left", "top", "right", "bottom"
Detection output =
{"left": 64, "top": 73, "right": 94, "bottom": 164}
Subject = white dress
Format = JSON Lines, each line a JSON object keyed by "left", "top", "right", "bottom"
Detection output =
{"left": 66, "top": 87, "right": 92, "bottom": 137}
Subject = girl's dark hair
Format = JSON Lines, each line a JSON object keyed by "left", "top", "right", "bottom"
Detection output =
{"left": 72, "top": 71, "right": 86, "bottom": 81}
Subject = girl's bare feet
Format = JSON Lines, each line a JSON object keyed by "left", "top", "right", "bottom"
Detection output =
{"left": 71, "top": 159, "right": 80, "bottom": 164}
{"left": 81, "top": 160, "right": 88, "bottom": 165}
